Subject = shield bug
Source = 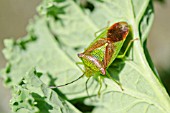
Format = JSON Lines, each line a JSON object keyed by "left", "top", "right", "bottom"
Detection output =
{"left": 78, "top": 22, "right": 129, "bottom": 76}
{"left": 50, "top": 22, "right": 137, "bottom": 95}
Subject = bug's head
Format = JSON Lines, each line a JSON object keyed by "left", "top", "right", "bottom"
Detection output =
{"left": 107, "top": 22, "right": 129, "bottom": 42}
{"left": 77, "top": 53, "right": 84, "bottom": 58}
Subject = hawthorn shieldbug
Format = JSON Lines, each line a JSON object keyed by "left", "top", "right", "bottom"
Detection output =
{"left": 50, "top": 22, "right": 137, "bottom": 95}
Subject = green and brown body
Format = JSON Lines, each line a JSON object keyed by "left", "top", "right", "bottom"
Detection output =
{"left": 78, "top": 22, "right": 129, "bottom": 77}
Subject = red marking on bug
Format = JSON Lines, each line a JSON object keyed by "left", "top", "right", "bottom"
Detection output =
{"left": 107, "top": 22, "right": 129, "bottom": 42}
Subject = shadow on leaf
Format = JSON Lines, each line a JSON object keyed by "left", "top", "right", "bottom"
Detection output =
{"left": 31, "top": 93, "right": 53, "bottom": 113}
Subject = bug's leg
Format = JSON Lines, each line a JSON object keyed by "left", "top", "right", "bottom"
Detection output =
{"left": 97, "top": 76, "right": 103, "bottom": 97}
{"left": 103, "top": 79, "right": 108, "bottom": 90}
{"left": 49, "top": 74, "right": 84, "bottom": 88}
{"left": 101, "top": 79, "right": 108, "bottom": 93}
{"left": 94, "top": 21, "right": 110, "bottom": 37}
{"left": 107, "top": 72, "right": 123, "bottom": 91}
{"left": 76, "top": 62, "right": 85, "bottom": 72}
{"left": 117, "top": 38, "right": 138, "bottom": 59}
{"left": 85, "top": 77, "right": 91, "bottom": 98}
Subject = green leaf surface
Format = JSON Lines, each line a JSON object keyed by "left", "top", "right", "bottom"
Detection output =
{"left": 10, "top": 68, "right": 81, "bottom": 113}
{"left": 1, "top": 17, "right": 81, "bottom": 87}
{"left": 1, "top": 0, "right": 170, "bottom": 113}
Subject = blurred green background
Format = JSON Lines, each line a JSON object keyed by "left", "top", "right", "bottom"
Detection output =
{"left": 0, "top": 0, "right": 169, "bottom": 112}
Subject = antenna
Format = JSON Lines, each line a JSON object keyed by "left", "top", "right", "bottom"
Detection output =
{"left": 49, "top": 74, "right": 84, "bottom": 88}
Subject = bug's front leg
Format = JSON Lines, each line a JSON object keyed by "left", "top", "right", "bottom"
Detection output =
{"left": 75, "top": 62, "right": 85, "bottom": 72}
{"left": 94, "top": 21, "right": 110, "bottom": 37}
